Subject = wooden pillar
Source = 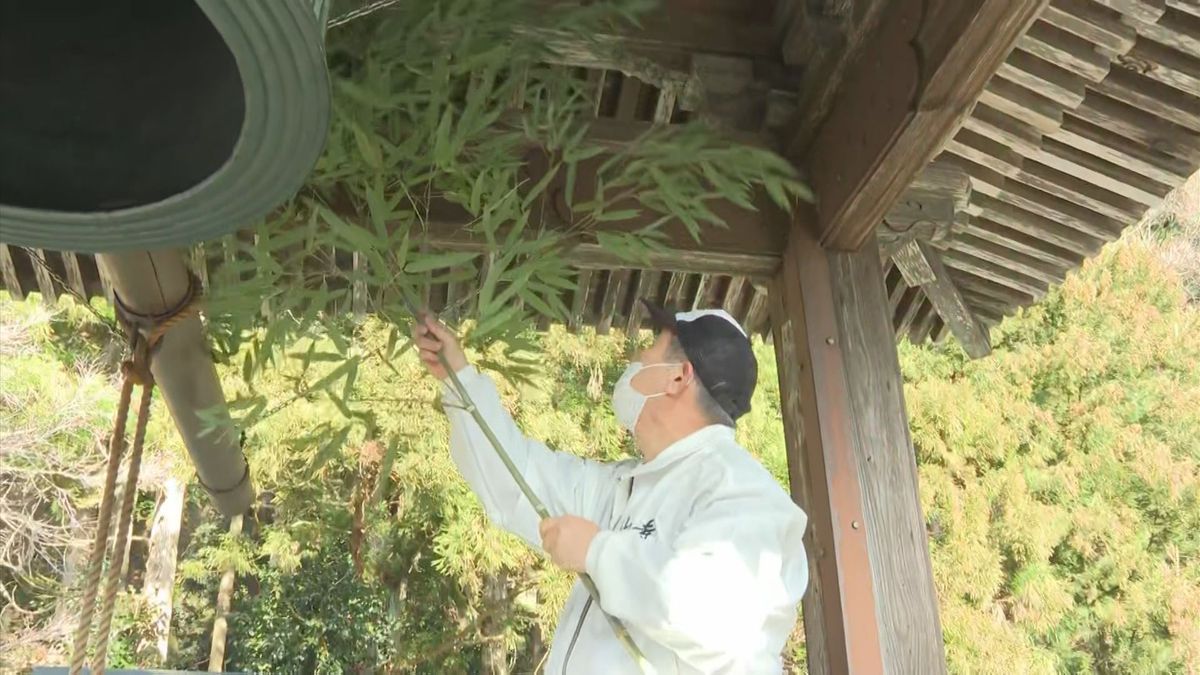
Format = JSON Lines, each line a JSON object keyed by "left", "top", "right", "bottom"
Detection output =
{"left": 771, "top": 222, "right": 945, "bottom": 675}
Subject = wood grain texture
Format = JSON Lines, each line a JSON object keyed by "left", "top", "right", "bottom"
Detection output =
{"left": 62, "top": 251, "right": 87, "bottom": 299}
{"left": 806, "top": 0, "right": 1049, "bottom": 251}
{"left": 769, "top": 221, "right": 885, "bottom": 675}
{"left": 892, "top": 240, "right": 992, "bottom": 357}
{"left": 30, "top": 248, "right": 57, "bottom": 305}
{"left": 825, "top": 233, "right": 947, "bottom": 671}
{"left": 1019, "top": 19, "right": 1112, "bottom": 81}
{"left": 0, "top": 244, "right": 24, "bottom": 300}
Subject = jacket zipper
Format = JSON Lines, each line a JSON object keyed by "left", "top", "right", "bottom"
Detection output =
{"left": 562, "top": 477, "right": 635, "bottom": 673}
{"left": 561, "top": 595, "right": 593, "bottom": 672}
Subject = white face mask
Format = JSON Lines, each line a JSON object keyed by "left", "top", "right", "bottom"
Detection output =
{"left": 612, "top": 361, "right": 685, "bottom": 433}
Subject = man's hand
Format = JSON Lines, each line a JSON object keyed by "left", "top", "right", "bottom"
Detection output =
{"left": 540, "top": 516, "right": 600, "bottom": 573}
{"left": 412, "top": 313, "right": 468, "bottom": 381}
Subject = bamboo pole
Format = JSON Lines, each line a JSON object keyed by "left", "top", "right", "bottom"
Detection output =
{"left": 418, "top": 304, "right": 653, "bottom": 673}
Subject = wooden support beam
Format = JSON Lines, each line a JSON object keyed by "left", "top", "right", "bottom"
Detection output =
{"left": 664, "top": 271, "right": 688, "bottom": 309}
{"left": 893, "top": 284, "right": 925, "bottom": 338}
{"left": 804, "top": 0, "right": 1049, "bottom": 250}
{"left": 771, "top": 223, "right": 945, "bottom": 673}
{"left": 568, "top": 268, "right": 594, "bottom": 332}
{"left": 626, "top": 270, "right": 662, "bottom": 336}
{"left": 892, "top": 240, "right": 992, "bottom": 358}
{"left": 62, "top": 252, "right": 87, "bottom": 299}
{"left": 743, "top": 283, "right": 770, "bottom": 336}
{"left": 0, "top": 244, "right": 23, "bottom": 300}
{"left": 597, "top": 269, "right": 631, "bottom": 334}
{"left": 691, "top": 273, "right": 712, "bottom": 310}
{"left": 723, "top": 275, "right": 748, "bottom": 316}
{"left": 30, "top": 248, "right": 57, "bottom": 305}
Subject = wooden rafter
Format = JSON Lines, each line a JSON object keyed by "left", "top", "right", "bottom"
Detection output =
{"left": 803, "top": 0, "right": 1049, "bottom": 251}
{"left": 892, "top": 240, "right": 992, "bottom": 358}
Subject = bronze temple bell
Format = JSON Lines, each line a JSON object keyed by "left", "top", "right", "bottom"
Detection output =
{"left": 0, "top": 0, "right": 334, "bottom": 516}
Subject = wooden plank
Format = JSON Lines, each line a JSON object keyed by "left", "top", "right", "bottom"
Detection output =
{"left": 1094, "top": 67, "right": 1200, "bottom": 132}
{"left": 1094, "top": 0, "right": 1167, "bottom": 22}
{"left": 96, "top": 256, "right": 115, "bottom": 306}
{"left": 0, "top": 244, "right": 24, "bottom": 300}
{"left": 998, "top": 48, "right": 1089, "bottom": 108}
{"left": 1072, "top": 90, "right": 1200, "bottom": 160}
{"left": 742, "top": 284, "right": 769, "bottom": 336}
{"left": 945, "top": 153, "right": 1127, "bottom": 239}
{"left": 568, "top": 268, "right": 594, "bottom": 332}
{"left": 1167, "top": 0, "right": 1200, "bottom": 18}
{"left": 722, "top": 275, "right": 748, "bottom": 316}
{"left": 653, "top": 82, "right": 679, "bottom": 124}
{"left": 1125, "top": 7, "right": 1200, "bottom": 58}
{"left": 664, "top": 271, "right": 688, "bottom": 308}
{"left": 62, "top": 252, "right": 87, "bottom": 299}
{"left": 947, "top": 128, "right": 1146, "bottom": 221}
{"left": 892, "top": 284, "right": 925, "bottom": 338}
{"left": 1043, "top": 0, "right": 1137, "bottom": 56}
{"left": 614, "top": 75, "right": 644, "bottom": 121}
{"left": 780, "top": 0, "right": 892, "bottom": 156}
{"left": 190, "top": 245, "right": 210, "bottom": 291}
{"left": 30, "top": 248, "right": 57, "bottom": 305}
{"left": 892, "top": 241, "right": 991, "bottom": 357}
{"left": 908, "top": 298, "right": 939, "bottom": 343}
{"left": 1018, "top": 19, "right": 1112, "bottom": 81}
{"left": 691, "top": 273, "right": 712, "bottom": 310}
{"left": 804, "top": 0, "right": 1049, "bottom": 251}
{"left": 626, "top": 270, "right": 662, "bottom": 335}
{"left": 957, "top": 99, "right": 1168, "bottom": 205}
{"left": 1036, "top": 135, "right": 1173, "bottom": 203}
{"left": 961, "top": 102, "right": 1045, "bottom": 156}
{"left": 979, "top": 76, "right": 1065, "bottom": 133}
{"left": 596, "top": 269, "right": 630, "bottom": 334}
{"left": 951, "top": 268, "right": 1040, "bottom": 307}
{"left": 942, "top": 249, "right": 1050, "bottom": 297}
{"left": 1050, "top": 114, "right": 1195, "bottom": 184}
{"left": 966, "top": 191, "right": 1108, "bottom": 256}
{"left": 1123, "top": 36, "right": 1200, "bottom": 96}
{"left": 951, "top": 233, "right": 1072, "bottom": 285}
{"left": 966, "top": 217, "right": 1087, "bottom": 267}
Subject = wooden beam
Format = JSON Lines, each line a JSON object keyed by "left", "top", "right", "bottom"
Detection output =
{"left": 723, "top": 275, "right": 748, "bottom": 316}
{"left": 597, "top": 269, "right": 631, "bottom": 334}
{"left": 568, "top": 268, "right": 594, "bottom": 332}
{"left": 62, "top": 252, "right": 87, "bottom": 299}
{"left": 771, "top": 223, "right": 946, "bottom": 673}
{"left": 892, "top": 240, "right": 992, "bottom": 357}
{"left": 0, "top": 244, "right": 23, "bottom": 300}
{"left": 626, "top": 270, "right": 662, "bottom": 335}
{"left": 804, "top": 0, "right": 1049, "bottom": 251}
{"left": 664, "top": 271, "right": 688, "bottom": 308}
{"left": 743, "top": 283, "right": 770, "bottom": 336}
{"left": 893, "top": 284, "right": 925, "bottom": 338}
{"left": 30, "top": 248, "right": 57, "bottom": 305}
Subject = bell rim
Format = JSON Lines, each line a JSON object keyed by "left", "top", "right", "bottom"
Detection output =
{"left": 0, "top": 0, "right": 332, "bottom": 254}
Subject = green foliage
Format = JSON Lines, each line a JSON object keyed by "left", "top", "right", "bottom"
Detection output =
{"left": 905, "top": 242, "right": 1200, "bottom": 673}
{"left": 200, "top": 0, "right": 807, "bottom": 463}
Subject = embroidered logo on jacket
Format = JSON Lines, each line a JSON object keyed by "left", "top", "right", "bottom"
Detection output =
{"left": 616, "top": 516, "right": 657, "bottom": 540}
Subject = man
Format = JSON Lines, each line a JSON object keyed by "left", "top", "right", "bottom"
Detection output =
{"left": 414, "top": 299, "right": 808, "bottom": 674}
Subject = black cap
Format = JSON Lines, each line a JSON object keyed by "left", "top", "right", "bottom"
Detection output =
{"left": 640, "top": 298, "right": 758, "bottom": 421}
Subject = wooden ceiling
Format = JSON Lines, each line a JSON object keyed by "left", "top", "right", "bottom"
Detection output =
{"left": 3, "top": 0, "right": 1198, "bottom": 352}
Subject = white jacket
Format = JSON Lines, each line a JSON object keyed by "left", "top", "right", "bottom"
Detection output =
{"left": 443, "top": 366, "right": 809, "bottom": 674}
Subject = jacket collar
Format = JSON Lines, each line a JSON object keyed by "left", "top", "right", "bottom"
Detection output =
{"left": 629, "top": 424, "right": 734, "bottom": 477}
